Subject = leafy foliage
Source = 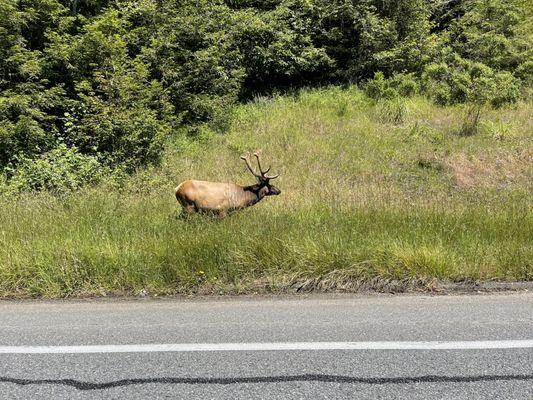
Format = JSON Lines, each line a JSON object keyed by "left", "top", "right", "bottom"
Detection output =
{"left": 421, "top": 55, "right": 521, "bottom": 107}
{"left": 365, "top": 71, "right": 420, "bottom": 99}
{"left": 1, "top": 144, "right": 106, "bottom": 194}
{"left": 0, "top": 0, "right": 531, "bottom": 192}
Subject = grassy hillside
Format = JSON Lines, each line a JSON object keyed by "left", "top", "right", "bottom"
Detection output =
{"left": 0, "top": 88, "right": 531, "bottom": 297}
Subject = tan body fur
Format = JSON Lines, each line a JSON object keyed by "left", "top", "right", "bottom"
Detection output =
{"left": 175, "top": 180, "right": 261, "bottom": 216}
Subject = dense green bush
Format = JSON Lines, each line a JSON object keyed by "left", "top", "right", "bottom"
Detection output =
{"left": 421, "top": 55, "right": 521, "bottom": 107}
{"left": 364, "top": 72, "right": 399, "bottom": 100}
{"left": 1, "top": 144, "right": 107, "bottom": 194}
{"left": 515, "top": 60, "right": 533, "bottom": 87}
{"left": 365, "top": 72, "right": 420, "bottom": 100}
{"left": 446, "top": 0, "right": 530, "bottom": 72}
{"left": 0, "top": 0, "right": 173, "bottom": 175}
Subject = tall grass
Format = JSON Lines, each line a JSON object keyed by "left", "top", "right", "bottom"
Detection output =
{"left": 0, "top": 87, "right": 531, "bottom": 297}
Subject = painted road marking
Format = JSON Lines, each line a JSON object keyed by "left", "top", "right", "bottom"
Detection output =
{"left": 1, "top": 340, "right": 533, "bottom": 354}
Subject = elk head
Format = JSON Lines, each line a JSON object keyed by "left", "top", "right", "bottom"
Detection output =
{"left": 240, "top": 151, "right": 281, "bottom": 199}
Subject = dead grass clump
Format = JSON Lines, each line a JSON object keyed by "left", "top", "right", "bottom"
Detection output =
{"left": 447, "top": 149, "right": 532, "bottom": 189}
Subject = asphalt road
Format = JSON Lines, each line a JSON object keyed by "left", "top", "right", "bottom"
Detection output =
{"left": 0, "top": 293, "right": 532, "bottom": 399}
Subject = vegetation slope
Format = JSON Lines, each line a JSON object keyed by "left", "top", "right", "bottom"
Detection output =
{"left": 1, "top": 88, "right": 531, "bottom": 297}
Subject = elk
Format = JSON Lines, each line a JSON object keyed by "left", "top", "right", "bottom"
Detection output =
{"left": 175, "top": 151, "right": 281, "bottom": 217}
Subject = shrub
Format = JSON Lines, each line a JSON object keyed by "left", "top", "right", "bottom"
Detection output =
{"left": 446, "top": 0, "right": 530, "bottom": 72}
{"left": 421, "top": 56, "right": 521, "bottom": 107}
{"left": 489, "top": 72, "right": 521, "bottom": 108}
{"left": 365, "top": 72, "right": 393, "bottom": 100}
{"left": 2, "top": 144, "right": 107, "bottom": 194}
{"left": 365, "top": 72, "right": 419, "bottom": 101}
{"left": 65, "top": 102, "right": 170, "bottom": 172}
{"left": 515, "top": 60, "right": 533, "bottom": 87}
{"left": 388, "top": 73, "right": 420, "bottom": 97}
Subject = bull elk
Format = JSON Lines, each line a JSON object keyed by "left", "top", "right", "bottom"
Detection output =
{"left": 175, "top": 151, "right": 281, "bottom": 217}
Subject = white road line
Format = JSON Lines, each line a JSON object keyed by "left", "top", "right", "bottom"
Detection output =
{"left": 1, "top": 340, "right": 533, "bottom": 354}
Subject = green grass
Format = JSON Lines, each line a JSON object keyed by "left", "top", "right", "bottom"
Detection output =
{"left": 1, "top": 87, "right": 532, "bottom": 297}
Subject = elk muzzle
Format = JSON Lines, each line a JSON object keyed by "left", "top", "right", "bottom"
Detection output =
{"left": 269, "top": 185, "right": 281, "bottom": 195}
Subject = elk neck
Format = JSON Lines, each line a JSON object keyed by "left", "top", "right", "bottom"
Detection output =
{"left": 242, "top": 184, "right": 266, "bottom": 206}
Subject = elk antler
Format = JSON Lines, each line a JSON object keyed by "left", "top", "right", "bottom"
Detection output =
{"left": 253, "top": 151, "right": 270, "bottom": 174}
{"left": 241, "top": 151, "right": 279, "bottom": 180}
{"left": 253, "top": 151, "right": 279, "bottom": 180}
{"left": 240, "top": 153, "right": 262, "bottom": 179}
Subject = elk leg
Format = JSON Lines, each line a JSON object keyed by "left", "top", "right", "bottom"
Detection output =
{"left": 177, "top": 204, "right": 196, "bottom": 220}
{"left": 185, "top": 204, "right": 196, "bottom": 215}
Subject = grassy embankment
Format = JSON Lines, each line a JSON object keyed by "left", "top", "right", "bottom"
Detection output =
{"left": 0, "top": 88, "right": 531, "bottom": 297}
